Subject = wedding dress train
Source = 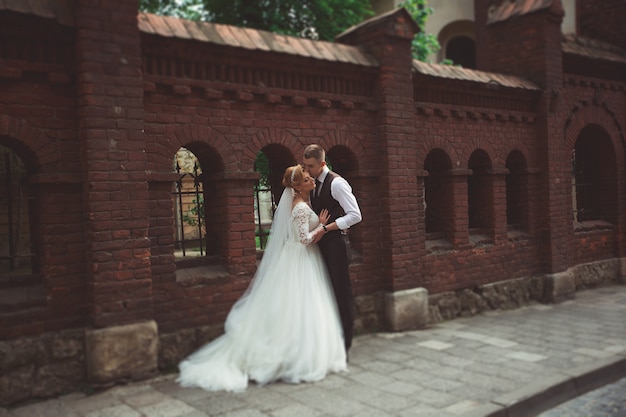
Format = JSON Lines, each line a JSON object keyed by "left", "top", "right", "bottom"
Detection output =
{"left": 177, "top": 190, "right": 347, "bottom": 392}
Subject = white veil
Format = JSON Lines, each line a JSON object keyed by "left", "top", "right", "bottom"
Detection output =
{"left": 224, "top": 187, "right": 294, "bottom": 328}
{"left": 249, "top": 186, "right": 294, "bottom": 285}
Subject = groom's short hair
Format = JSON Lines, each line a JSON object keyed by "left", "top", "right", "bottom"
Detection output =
{"left": 304, "top": 144, "right": 325, "bottom": 162}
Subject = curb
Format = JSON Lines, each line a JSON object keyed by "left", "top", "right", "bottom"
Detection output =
{"left": 464, "top": 353, "right": 626, "bottom": 417}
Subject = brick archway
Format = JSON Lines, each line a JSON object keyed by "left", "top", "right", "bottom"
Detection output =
{"left": 241, "top": 128, "right": 298, "bottom": 172}
{"left": 319, "top": 129, "right": 367, "bottom": 163}
{"left": 464, "top": 138, "right": 497, "bottom": 169}
{"left": 565, "top": 102, "right": 625, "bottom": 157}
{"left": 0, "top": 115, "right": 61, "bottom": 171}
{"left": 418, "top": 137, "right": 460, "bottom": 169}
{"left": 165, "top": 124, "right": 237, "bottom": 172}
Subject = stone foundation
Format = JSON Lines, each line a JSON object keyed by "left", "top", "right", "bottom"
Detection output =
{"left": 544, "top": 270, "right": 576, "bottom": 303}
{"left": 429, "top": 276, "right": 544, "bottom": 324}
{"left": 429, "top": 258, "right": 624, "bottom": 324}
{"left": 86, "top": 321, "right": 159, "bottom": 386}
{"left": 5, "top": 258, "right": 622, "bottom": 407}
{"left": 572, "top": 258, "right": 622, "bottom": 289}
{"left": 158, "top": 323, "right": 223, "bottom": 372}
{"left": 385, "top": 288, "right": 429, "bottom": 331}
{"left": 354, "top": 293, "right": 385, "bottom": 334}
{"left": 0, "top": 328, "right": 85, "bottom": 407}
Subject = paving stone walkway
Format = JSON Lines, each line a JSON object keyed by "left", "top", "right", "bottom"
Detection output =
{"left": 2, "top": 285, "right": 626, "bottom": 417}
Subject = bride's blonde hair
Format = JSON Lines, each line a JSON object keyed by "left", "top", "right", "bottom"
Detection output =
{"left": 282, "top": 165, "right": 304, "bottom": 188}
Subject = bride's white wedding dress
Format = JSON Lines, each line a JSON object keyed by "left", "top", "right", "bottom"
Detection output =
{"left": 177, "top": 191, "right": 347, "bottom": 392}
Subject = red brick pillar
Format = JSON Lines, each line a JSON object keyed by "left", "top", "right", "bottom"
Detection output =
{"left": 215, "top": 173, "right": 259, "bottom": 275}
{"left": 483, "top": 3, "right": 572, "bottom": 299}
{"left": 491, "top": 168, "right": 509, "bottom": 245}
{"left": 338, "top": 10, "right": 428, "bottom": 330}
{"left": 75, "top": 0, "right": 157, "bottom": 383}
{"left": 450, "top": 169, "right": 471, "bottom": 248}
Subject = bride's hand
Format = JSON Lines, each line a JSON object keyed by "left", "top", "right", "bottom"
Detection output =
{"left": 319, "top": 209, "right": 330, "bottom": 225}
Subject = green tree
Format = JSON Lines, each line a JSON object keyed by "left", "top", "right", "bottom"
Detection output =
{"left": 140, "top": 0, "right": 211, "bottom": 20}
{"left": 139, "top": 0, "right": 445, "bottom": 63}
{"left": 139, "top": 0, "right": 373, "bottom": 41}
{"left": 398, "top": 0, "right": 443, "bottom": 63}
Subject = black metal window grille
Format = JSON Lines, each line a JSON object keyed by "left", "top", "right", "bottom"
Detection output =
{"left": 1, "top": 148, "right": 33, "bottom": 275}
{"left": 173, "top": 160, "right": 205, "bottom": 258}
{"left": 572, "top": 149, "right": 596, "bottom": 222}
{"left": 424, "top": 174, "right": 445, "bottom": 234}
{"left": 254, "top": 181, "right": 274, "bottom": 251}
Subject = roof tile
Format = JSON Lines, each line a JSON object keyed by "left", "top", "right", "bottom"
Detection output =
{"left": 137, "top": 13, "right": 157, "bottom": 35}
{"left": 27, "top": 0, "right": 55, "bottom": 19}
{"left": 162, "top": 14, "right": 192, "bottom": 39}
{"left": 214, "top": 23, "right": 244, "bottom": 49}
{"left": 283, "top": 35, "right": 313, "bottom": 59}
{"left": 240, "top": 27, "right": 271, "bottom": 51}
{"left": 413, "top": 60, "right": 540, "bottom": 91}
{"left": 562, "top": 34, "right": 626, "bottom": 65}
{"left": 194, "top": 20, "right": 226, "bottom": 45}
{"left": 488, "top": 0, "right": 554, "bottom": 25}
{"left": 307, "top": 39, "right": 332, "bottom": 61}
{"left": 183, "top": 20, "right": 211, "bottom": 43}
{"left": 226, "top": 25, "right": 257, "bottom": 50}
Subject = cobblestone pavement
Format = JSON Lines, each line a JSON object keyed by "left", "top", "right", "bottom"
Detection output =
{"left": 538, "top": 377, "right": 626, "bottom": 417}
{"left": 2, "top": 285, "right": 626, "bottom": 417}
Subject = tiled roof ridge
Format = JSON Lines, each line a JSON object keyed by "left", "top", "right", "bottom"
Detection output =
{"left": 412, "top": 60, "right": 540, "bottom": 91}
{"left": 563, "top": 33, "right": 626, "bottom": 55}
{"left": 0, "top": 0, "right": 75, "bottom": 25}
{"left": 0, "top": 2, "right": 378, "bottom": 67}
{"left": 488, "top": 0, "right": 561, "bottom": 25}
{"left": 562, "top": 33, "right": 626, "bottom": 65}
{"left": 138, "top": 12, "right": 378, "bottom": 67}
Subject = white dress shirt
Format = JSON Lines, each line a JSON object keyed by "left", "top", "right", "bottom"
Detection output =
{"left": 317, "top": 166, "right": 362, "bottom": 231}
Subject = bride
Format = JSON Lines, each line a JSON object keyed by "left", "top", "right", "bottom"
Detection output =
{"left": 177, "top": 164, "right": 347, "bottom": 392}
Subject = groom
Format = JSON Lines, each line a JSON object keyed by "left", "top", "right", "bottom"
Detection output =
{"left": 304, "top": 144, "right": 362, "bottom": 354}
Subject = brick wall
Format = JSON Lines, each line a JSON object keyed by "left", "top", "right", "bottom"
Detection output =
{"left": 0, "top": 1, "right": 625, "bottom": 406}
{"left": 578, "top": 0, "right": 626, "bottom": 50}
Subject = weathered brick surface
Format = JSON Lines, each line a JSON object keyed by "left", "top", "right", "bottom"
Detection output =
{"left": 0, "top": 1, "right": 624, "bottom": 406}
{"left": 578, "top": 0, "right": 626, "bottom": 50}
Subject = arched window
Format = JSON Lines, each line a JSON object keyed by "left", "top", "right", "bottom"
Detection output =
{"left": 572, "top": 125, "right": 617, "bottom": 224}
{"left": 255, "top": 144, "right": 295, "bottom": 253}
{"left": 173, "top": 148, "right": 206, "bottom": 258}
{"left": 424, "top": 149, "right": 453, "bottom": 239}
{"left": 505, "top": 151, "right": 529, "bottom": 231}
{"left": 254, "top": 151, "right": 273, "bottom": 250}
{"left": 171, "top": 144, "right": 223, "bottom": 266}
{"left": 468, "top": 149, "right": 493, "bottom": 235}
{"left": 1, "top": 145, "right": 35, "bottom": 275}
{"left": 445, "top": 36, "right": 476, "bottom": 68}
{"left": 437, "top": 20, "right": 476, "bottom": 67}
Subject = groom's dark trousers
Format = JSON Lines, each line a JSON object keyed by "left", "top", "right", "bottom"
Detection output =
{"left": 317, "top": 231, "right": 355, "bottom": 351}
{"left": 312, "top": 171, "right": 356, "bottom": 352}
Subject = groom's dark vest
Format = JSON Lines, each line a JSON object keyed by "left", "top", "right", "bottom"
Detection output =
{"left": 311, "top": 171, "right": 344, "bottom": 234}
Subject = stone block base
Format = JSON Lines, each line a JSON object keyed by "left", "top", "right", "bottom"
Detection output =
{"left": 86, "top": 320, "right": 159, "bottom": 385}
{"left": 385, "top": 287, "right": 428, "bottom": 331}
{"left": 544, "top": 270, "right": 576, "bottom": 303}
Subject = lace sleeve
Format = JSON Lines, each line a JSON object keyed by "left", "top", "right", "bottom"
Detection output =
{"left": 293, "top": 204, "right": 316, "bottom": 245}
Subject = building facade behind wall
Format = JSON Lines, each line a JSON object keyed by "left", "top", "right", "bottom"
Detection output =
{"left": 0, "top": 0, "right": 624, "bottom": 406}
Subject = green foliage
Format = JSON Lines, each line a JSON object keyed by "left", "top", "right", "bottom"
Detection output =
{"left": 183, "top": 197, "right": 204, "bottom": 230}
{"left": 254, "top": 151, "right": 270, "bottom": 189}
{"left": 138, "top": 0, "right": 373, "bottom": 41}
{"left": 139, "top": 0, "right": 210, "bottom": 20}
{"left": 398, "top": 0, "right": 441, "bottom": 62}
